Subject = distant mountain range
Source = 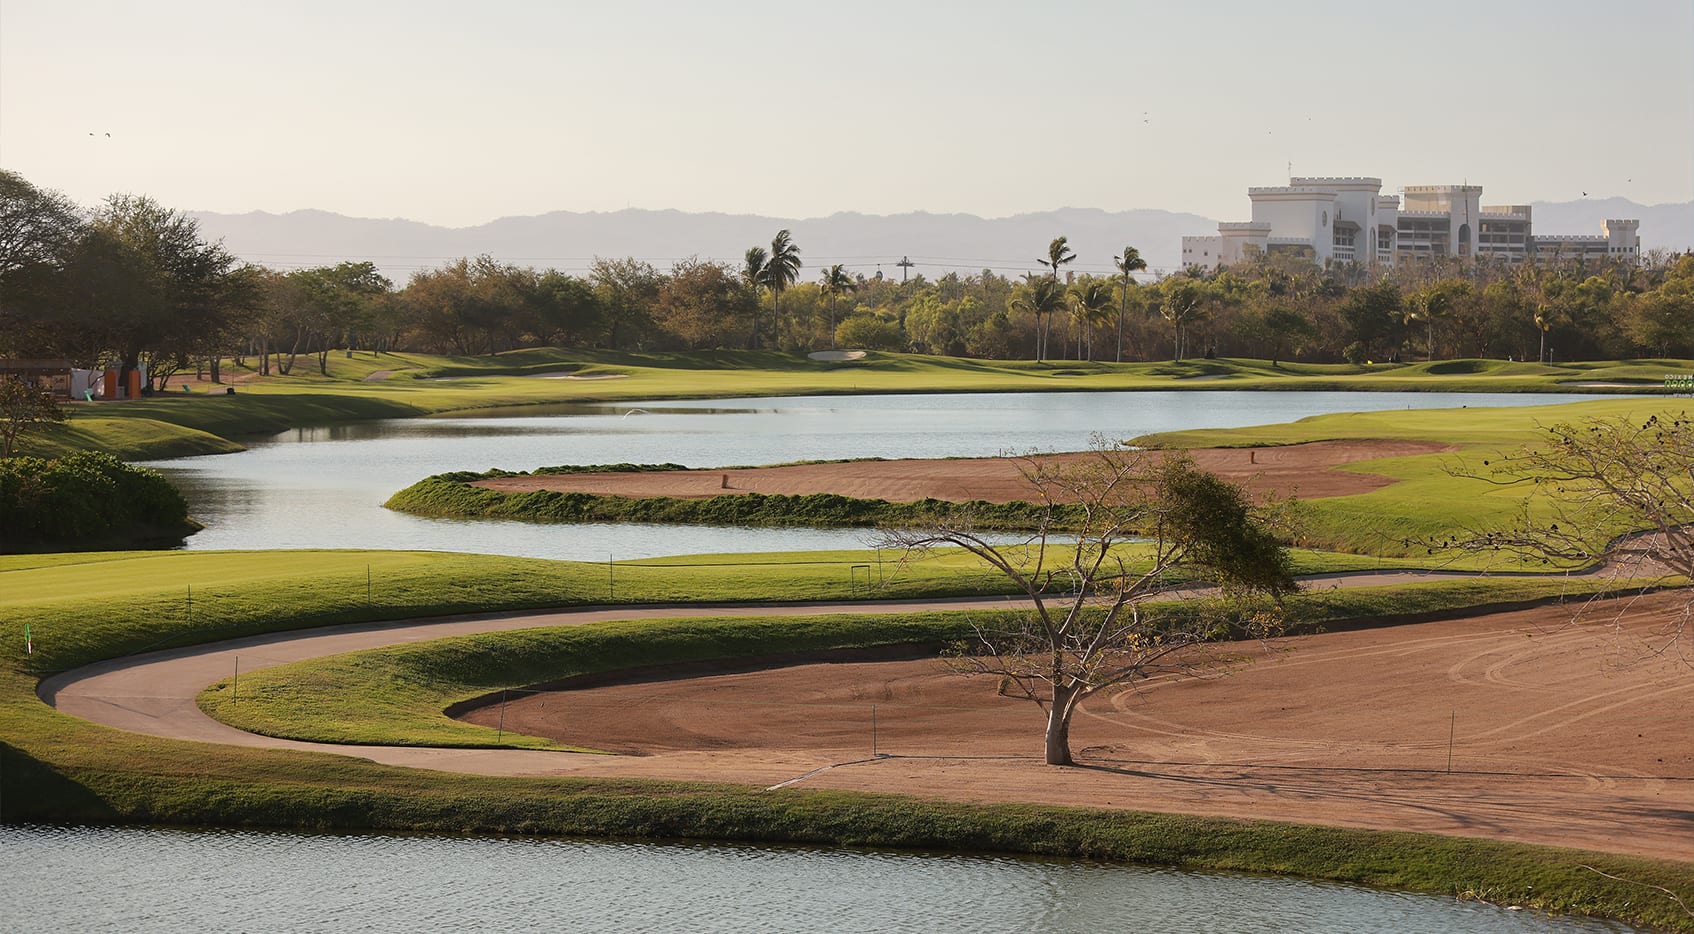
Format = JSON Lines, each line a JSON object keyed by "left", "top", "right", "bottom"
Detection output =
{"left": 189, "top": 198, "right": 1692, "bottom": 286}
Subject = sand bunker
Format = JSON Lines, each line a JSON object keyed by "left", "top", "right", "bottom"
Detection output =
{"left": 474, "top": 439, "right": 1451, "bottom": 502}
{"left": 807, "top": 350, "right": 868, "bottom": 361}
{"left": 463, "top": 592, "right": 1694, "bottom": 859}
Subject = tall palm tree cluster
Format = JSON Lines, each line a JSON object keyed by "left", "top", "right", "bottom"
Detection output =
{"left": 741, "top": 229, "right": 802, "bottom": 350}
{"left": 1016, "top": 236, "right": 1148, "bottom": 362}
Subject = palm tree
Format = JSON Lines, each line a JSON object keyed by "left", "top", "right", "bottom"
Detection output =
{"left": 1011, "top": 274, "right": 1067, "bottom": 362}
{"left": 1033, "top": 237, "right": 1076, "bottom": 361}
{"left": 818, "top": 264, "right": 857, "bottom": 348}
{"left": 741, "top": 246, "right": 768, "bottom": 350}
{"left": 1067, "top": 278, "right": 1115, "bottom": 361}
{"left": 1404, "top": 280, "right": 1469, "bottom": 361}
{"left": 1159, "top": 277, "right": 1207, "bottom": 361}
{"left": 763, "top": 229, "right": 802, "bottom": 349}
{"left": 1113, "top": 246, "right": 1147, "bottom": 362}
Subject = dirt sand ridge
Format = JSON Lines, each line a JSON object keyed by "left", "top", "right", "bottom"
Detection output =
{"left": 474, "top": 440, "right": 1451, "bottom": 502}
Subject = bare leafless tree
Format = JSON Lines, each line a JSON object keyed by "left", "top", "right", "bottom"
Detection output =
{"left": 1442, "top": 412, "right": 1694, "bottom": 660}
{"left": 877, "top": 441, "right": 1296, "bottom": 765}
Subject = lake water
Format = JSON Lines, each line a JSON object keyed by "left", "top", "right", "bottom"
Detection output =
{"left": 0, "top": 825, "right": 1640, "bottom": 933}
{"left": 141, "top": 391, "right": 1619, "bottom": 561}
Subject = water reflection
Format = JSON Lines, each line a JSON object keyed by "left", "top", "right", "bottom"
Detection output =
{"left": 140, "top": 390, "right": 1625, "bottom": 561}
{"left": 0, "top": 825, "right": 1639, "bottom": 934}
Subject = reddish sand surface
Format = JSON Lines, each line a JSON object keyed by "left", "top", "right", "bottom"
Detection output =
{"left": 464, "top": 593, "right": 1694, "bottom": 860}
{"left": 473, "top": 440, "right": 1452, "bottom": 502}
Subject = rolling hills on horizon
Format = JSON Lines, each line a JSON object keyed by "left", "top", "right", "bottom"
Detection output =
{"left": 189, "top": 198, "right": 1692, "bottom": 285}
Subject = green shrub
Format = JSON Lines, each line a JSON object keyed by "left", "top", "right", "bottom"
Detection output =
{"left": 0, "top": 451, "right": 190, "bottom": 550}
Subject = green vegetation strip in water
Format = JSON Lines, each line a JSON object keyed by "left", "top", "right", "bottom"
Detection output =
{"left": 2, "top": 549, "right": 1690, "bottom": 931}
{"left": 21, "top": 349, "right": 1692, "bottom": 461}
{"left": 386, "top": 470, "right": 1068, "bottom": 531}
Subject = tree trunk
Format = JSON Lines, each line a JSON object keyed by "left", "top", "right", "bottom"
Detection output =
{"left": 1117, "top": 295, "right": 1125, "bottom": 364}
{"left": 1044, "top": 684, "right": 1076, "bottom": 766}
{"left": 210, "top": 356, "right": 221, "bottom": 384}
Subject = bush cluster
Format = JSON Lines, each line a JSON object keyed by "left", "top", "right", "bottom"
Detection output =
{"left": 0, "top": 451, "right": 190, "bottom": 549}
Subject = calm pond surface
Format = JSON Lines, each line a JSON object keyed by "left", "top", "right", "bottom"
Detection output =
{"left": 142, "top": 390, "right": 1620, "bottom": 561}
{"left": 0, "top": 825, "right": 1641, "bottom": 933}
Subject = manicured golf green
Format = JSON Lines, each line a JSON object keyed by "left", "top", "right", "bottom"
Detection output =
{"left": 1137, "top": 396, "right": 1694, "bottom": 557}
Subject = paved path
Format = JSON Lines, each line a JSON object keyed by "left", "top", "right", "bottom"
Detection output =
{"left": 45, "top": 569, "right": 1693, "bottom": 861}
{"left": 38, "top": 570, "right": 1548, "bottom": 775}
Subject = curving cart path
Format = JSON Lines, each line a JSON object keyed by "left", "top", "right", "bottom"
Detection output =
{"left": 39, "top": 570, "right": 1694, "bottom": 861}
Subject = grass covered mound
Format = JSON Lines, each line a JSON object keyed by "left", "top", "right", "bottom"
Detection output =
{"left": 0, "top": 452, "right": 196, "bottom": 552}
{"left": 385, "top": 469, "right": 1064, "bottom": 530}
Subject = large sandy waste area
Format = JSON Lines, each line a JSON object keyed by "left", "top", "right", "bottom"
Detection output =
{"left": 464, "top": 593, "right": 1694, "bottom": 860}
{"left": 473, "top": 440, "right": 1453, "bottom": 502}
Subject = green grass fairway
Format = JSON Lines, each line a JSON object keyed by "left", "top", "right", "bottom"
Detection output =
{"left": 22, "top": 350, "right": 1693, "bottom": 460}
{"left": 0, "top": 546, "right": 1469, "bottom": 675}
{"left": 1137, "top": 396, "right": 1694, "bottom": 558}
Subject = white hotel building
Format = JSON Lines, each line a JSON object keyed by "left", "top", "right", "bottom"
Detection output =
{"left": 1181, "top": 178, "right": 1641, "bottom": 271}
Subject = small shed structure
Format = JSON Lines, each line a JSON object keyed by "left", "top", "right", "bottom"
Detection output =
{"left": 0, "top": 359, "right": 74, "bottom": 397}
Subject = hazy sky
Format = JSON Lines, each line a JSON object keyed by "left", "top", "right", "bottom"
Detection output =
{"left": 3, "top": 0, "right": 1691, "bottom": 227}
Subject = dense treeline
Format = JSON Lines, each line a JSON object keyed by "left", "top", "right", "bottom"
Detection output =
{"left": 0, "top": 451, "right": 192, "bottom": 549}
{"left": 3, "top": 170, "right": 1690, "bottom": 381}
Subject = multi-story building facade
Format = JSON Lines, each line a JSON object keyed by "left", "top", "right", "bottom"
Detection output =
{"left": 1180, "top": 177, "right": 1640, "bottom": 271}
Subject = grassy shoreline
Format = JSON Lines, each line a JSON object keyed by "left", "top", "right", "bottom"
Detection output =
{"left": 20, "top": 349, "right": 1691, "bottom": 462}
{"left": 4, "top": 550, "right": 1691, "bottom": 930}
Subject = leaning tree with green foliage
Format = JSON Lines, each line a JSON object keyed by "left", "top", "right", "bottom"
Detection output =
{"left": 1157, "top": 276, "right": 1207, "bottom": 361}
{"left": 878, "top": 442, "right": 1296, "bottom": 765}
{"left": 1066, "top": 277, "right": 1115, "bottom": 361}
{"left": 1113, "top": 246, "right": 1147, "bottom": 362}
{"left": 818, "top": 263, "right": 857, "bottom": 348}
{"left": 1010, "top": 274, "right": 1068, "bottom": 363}
{"left": 1034, "top": 236, "right": 1077, "bottom": 361}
